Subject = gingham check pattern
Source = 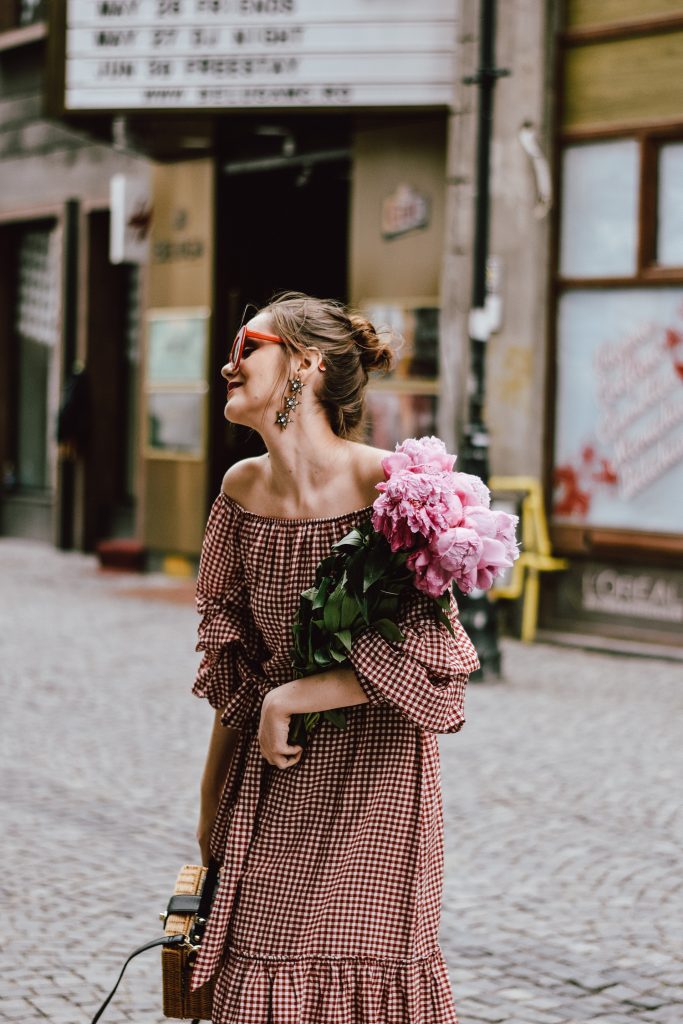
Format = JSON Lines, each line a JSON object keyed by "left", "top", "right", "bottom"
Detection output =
{"left": 189, "top": 492, "right": 480, "bottom": 1023}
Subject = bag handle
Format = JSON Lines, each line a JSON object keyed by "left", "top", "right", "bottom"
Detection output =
{"left": 89, "top": 858, "right": 220, "bottom": 1024}
{"left": 89, "top": 933, "right": 186, "bottom": 1024}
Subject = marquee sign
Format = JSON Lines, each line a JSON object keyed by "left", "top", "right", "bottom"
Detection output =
{"left": 56, "top": 0, "right": 457, "bottom": 112}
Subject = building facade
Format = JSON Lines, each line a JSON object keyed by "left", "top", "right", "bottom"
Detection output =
{"left": 542, "top": 0, "right": 683, "bottom": 649}
{"left": 1, "top": 0, "right": 680, "bottom": 650}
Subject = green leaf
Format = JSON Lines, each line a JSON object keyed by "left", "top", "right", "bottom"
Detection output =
{"left": 372, "top": 597, "right": 399, "bottom": 623}
{"left": 324, "top": 708, "right": 348, "bottom": 730}
{"left": 329, "top": 646, "right": 347, "bottom": 663}
{"left": 337, "top": 628, "right": 352, "bottom": 653}
{"left": 339, "top": 592, "right": 360, "bottom": 630}
{"left": 433, "top": 605, "right": 456, "bottom": 638}
{"left": 313, "top": 646, "right": 332, "bottom": 667}
{"left": 301, "top": 587, "right": 317, "bottom": 603}
{"left": 313, "top": 577, "right": 333, "bottom": 611}
{"left": 373, "top": 618, "right": 405, "bottom": 643}
{"left": 332, "top": 528, "right": 364, "bottom": 552}
{"left": 323, "top": 583, "right": 344, "bottom": 632}
{"left": 363, "top": 543, "right": 390, "bottom": 593}
{"left": 345, "top": 548, "right": 366, "bottom": 598}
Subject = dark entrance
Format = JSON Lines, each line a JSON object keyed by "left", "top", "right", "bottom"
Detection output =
{"left": 210, "top": 128, "right": 351, "bottom": 498}
{"left": 82, "top": 211, "right": 140, "bottom": 549}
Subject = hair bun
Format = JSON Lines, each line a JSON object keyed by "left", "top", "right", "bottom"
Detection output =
{"left": 350, "top": 314, "right": 394, "bottom": 374}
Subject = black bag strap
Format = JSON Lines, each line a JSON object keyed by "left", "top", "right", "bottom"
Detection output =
{"left": 89, "top": 859, "right": 220, "bottom": 1024}
{"left": 196, "top": 857, "right": 220, "bottom": 923}
{"left": 89, "top": 933, "right": 186, "bottom": 1024}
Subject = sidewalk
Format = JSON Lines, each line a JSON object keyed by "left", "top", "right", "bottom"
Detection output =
{"left": 1, "top": 537, "right": 681, "bottom": 1024}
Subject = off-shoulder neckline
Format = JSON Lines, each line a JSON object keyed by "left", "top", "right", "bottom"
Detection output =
{"left": 220, "top": 490, "right": 374, "bottom": 524}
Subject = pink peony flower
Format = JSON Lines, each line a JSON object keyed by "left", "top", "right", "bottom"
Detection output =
{"left": 434, "top": 526, "right": 484, "bottom": 595}
{"left": 369, "top": 435, "right": 520, "bottom": 598}
{"left": 452, "top": 472, "right": 492, "bottom": 509}
{"left": 464, "top": 506, "right": 520, "bottom": 576}
{"left": 381, "top": 436, "right": 457, "bottom": 479}
{"left": 407, "top": 526, "right": 483, "bottom": 598}
{"left": 474, "top": 536, "right": 514, "bottom": 590}
{"left": 372, "top": 470, "right": 464, "bottom": 552}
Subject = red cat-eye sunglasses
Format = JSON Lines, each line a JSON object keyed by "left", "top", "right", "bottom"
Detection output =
{"left": 226, "top": 325, "right": 284, "bottom": 373}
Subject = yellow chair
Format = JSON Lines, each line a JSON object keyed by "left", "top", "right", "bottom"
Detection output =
{"left": 488, "top": 476, "right": 569, "bottom": 643}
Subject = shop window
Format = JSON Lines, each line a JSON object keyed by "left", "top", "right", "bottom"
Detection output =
{"left": 657, "top": 143, "right": 683, "bottom": 268}
{"left": 15, "top": 229, "right": 59, "bottom": 492}
{"left": 0, "top": 0, "right": 44, "bottom": 30}
{"left": 19, "top": 0, "right": 43, "bottom": 24}
{"left": 559, "top": 140, "right": 639, "bottom": 278}
{"left": 553, "top": 288, "right": 683, "bottom": 535}
{"left": 359, "top": 299, "right": 440, "bottom": 446}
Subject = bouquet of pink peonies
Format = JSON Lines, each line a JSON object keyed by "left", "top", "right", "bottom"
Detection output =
{"left": 287, "top": 436, "right": 520, "bottom": 746}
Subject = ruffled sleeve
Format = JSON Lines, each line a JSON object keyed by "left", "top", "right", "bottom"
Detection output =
{"left": 347, "top": 588, "right": 480, "bottom": 734}
{"left": 192, "top": 494, "right": 258, "bottom": 712}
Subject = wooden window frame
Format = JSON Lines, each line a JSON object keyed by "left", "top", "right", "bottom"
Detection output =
{"left": 548, "top": 125, "right": 683, "bottom": 562}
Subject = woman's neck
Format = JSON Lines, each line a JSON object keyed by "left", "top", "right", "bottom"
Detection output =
{"left": 262, "top": 433, "right": 355, "bottom": 509}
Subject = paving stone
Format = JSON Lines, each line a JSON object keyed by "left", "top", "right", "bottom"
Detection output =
{"left": 2, "top": 538, "right": 682, "bottom": 1024}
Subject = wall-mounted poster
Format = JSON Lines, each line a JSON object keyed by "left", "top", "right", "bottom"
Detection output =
{"left": 553, "top": 288, "right": 683, "bottom": 534}
{"left": 145, "top": 308, "right": 209, "bottom": 458}
{"left": 147, "top": 309, "right": 209, "bottom": 384}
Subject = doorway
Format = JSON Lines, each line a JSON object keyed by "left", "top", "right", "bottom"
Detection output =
{"left": 0, "top": 222, "right": 60, "bottom": 543}
{"left": 82, "top": 211, "right": 140, "bottom": 549}
{"left": 210, "top": 144, "right": 351, "bottom": 497}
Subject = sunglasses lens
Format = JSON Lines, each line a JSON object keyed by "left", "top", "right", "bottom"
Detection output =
{"left": 229, "top": 327, "right": 244, "bottom": 368}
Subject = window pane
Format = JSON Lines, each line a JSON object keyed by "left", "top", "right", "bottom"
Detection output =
{"left": 657, "top": 143, "right": 683, "bottom": 267}
{"left": 17, "top": 337, "right": 49, "bottom": 489}
{"left": 147, "top": 392, "right": 204, "bottom": 455}
{"left": 364, "top": 392, "right": 437, "bottom": 449}
{"left": 559, "top": 141, "right": 639, "bottom": 278}
{"left": 553, "top": 288, "right": 683, "bottom": 534}
{"left": 15, "top": 229, "right": 59, "bottom": 492}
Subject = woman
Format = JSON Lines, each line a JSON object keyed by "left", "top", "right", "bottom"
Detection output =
{"left": 191, "top": 292, "right": 480, "bottom": 1023}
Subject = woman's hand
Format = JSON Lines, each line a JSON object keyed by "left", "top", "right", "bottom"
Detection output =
{"left": 258, "top": 691, "right": 303, "bottom": 769}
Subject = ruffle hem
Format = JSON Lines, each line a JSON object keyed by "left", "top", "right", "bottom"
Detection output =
{"left": 210, "top": 946, "right": 459, "bottom": 1024}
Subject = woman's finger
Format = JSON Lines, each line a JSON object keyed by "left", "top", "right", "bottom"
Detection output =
{"left": 277, "top": 750, "right": 302, "bottom": 768}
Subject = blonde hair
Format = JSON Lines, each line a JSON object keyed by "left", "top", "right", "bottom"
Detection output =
{"left": 261, "top": 291, "right": 394, "bottom": 440}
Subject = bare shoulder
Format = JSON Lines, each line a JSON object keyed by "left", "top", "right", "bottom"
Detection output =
{"left": 349, "top": 442, "right": 393, "bottom": 500}
{"left": 221, "top": 455, "right": 267, "bottom": 504}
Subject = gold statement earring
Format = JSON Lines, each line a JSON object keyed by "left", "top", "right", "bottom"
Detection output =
{"left": 275, "top": 374, "right": 304, "bottom": 429}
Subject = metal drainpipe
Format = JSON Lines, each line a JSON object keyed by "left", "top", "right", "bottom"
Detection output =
{"left": 458, "top": 0, "right": 510, "bottom": 679}
{"left": 57, "top": 198, "right": 79, "bottom": 551}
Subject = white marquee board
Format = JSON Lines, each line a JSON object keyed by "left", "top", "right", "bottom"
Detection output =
{"left": 63, "top": 0, "right": 458, "bottom": 111}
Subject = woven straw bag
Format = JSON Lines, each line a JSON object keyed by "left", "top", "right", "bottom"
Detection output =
{"left": 161, "top": 863, "right": 215, "bottom": 1020}
{"left": 89, "top": 860, "right": 218, "bottom": 1024}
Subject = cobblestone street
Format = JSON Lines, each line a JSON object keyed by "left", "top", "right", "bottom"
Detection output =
{"left": 1, "top": 537, "right": 681, "bottom": 1024}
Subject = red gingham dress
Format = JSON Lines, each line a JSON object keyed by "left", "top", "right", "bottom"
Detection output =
{"left": 189, "top": 491, "right": 480, "bottom": 1023}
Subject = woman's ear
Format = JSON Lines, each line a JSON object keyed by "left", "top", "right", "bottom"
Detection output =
{"left": 296, "top": 346, "right": 323, "bottom": 376}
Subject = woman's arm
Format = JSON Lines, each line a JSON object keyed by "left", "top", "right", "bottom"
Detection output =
{"left": 265, "top": 667, "right": 370, "bottom": 716}
{"left": 258, "top": 669, "right": 369, "bottom": 770}
{"left": 196, "top": 709, "right": 241, "bottom": 865}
